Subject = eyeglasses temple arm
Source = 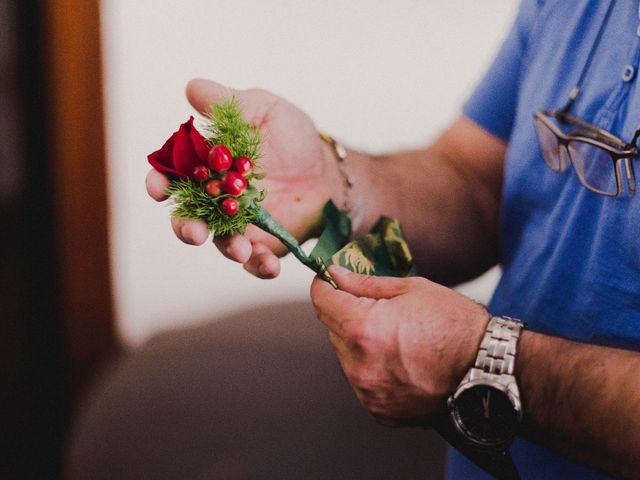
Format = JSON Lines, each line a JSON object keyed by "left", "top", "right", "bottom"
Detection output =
{"left": 560, "top": 87, "right": 581, "bottom": 114}
{"left": 560, "top": 0, "right": 616, "bottom": 115}
{"left": 630, "top": 127, "right": 640, "bottom": 149}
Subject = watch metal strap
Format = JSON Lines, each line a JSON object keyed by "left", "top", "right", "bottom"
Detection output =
{"left": 471, "top": 316, "right": 523, "bottom": 381}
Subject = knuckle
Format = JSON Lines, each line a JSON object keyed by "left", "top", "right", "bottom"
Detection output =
{"left": 363, "top": 400, "right": 401, "bottom": 427}
{"left": 310, "top": 284, "right": 323, "bottom": 311}
{"left": 346, "top": 322, "right": 386, "bottom": 354}
{"left": 370, "top": 412, "right": 400, "bottom": 427}
{"left": 171, "top": 218, "right": 185, "bottom": 238}
{"left": 406, "top": 276, "right": 429, "bottom": 290}
{"left": 242, "top": 261, "right": 260, "bottom": 278}
{"left": 348, "top": 367, "right": 381, "bottom": 392}
{"left": 213, "top": 236, "right": 229, "bottom": 251}
{"left": 244, "top": 88, "right": 279, "bottom": 117}
{"left": 181, "top": 221, "right": 205, "bottom": 245}
{"left": 310, "top": 296, "right": 319, "bottom": 313}
{"left": 244, "top": 87, "right": 270, "bottom": 99}
{"left": 357, "top": 274, "right": 380, "bottom": 292}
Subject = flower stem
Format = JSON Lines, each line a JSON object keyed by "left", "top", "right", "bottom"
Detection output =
{"left": 253, "top": 207, "right": 337, "bottom": 288}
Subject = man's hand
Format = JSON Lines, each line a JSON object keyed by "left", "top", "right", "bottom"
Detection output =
{"left": 312, "top": 267, "right": 640, "bottom": 478}
{"left": 146, "top": 78, "right": 344, "bottom": 278}
{"left": 310, "top": 266, "right": 490, "bottom": 426}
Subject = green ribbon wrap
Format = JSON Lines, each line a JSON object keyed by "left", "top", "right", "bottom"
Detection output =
{"left": 252, "top": 200, "right": 416, "bottom": 287}
{"left": 312, "top": 201, "right": 416, "bottom": 278}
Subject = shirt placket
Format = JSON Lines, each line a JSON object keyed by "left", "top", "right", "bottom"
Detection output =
{"left": 596, "top": 5, "right": 640, "bottom": 130}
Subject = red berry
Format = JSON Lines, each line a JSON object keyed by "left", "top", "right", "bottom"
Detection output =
{"left": 205, "top": 179, "right": 223, "bottom": 197}
{"left": 224, "top": 171, "right": 248, "bottom": 196}
{"left": 233, "top": 156, "right": 253, "bottom": 176}
{"left": 192, "top": 165, "right": 209, "bottom": 182}
{"left": 221, "top": 197, "right": 239, "bottom": 216}
{"left": 208, "top": 145, "right": 233, "bottom": 172}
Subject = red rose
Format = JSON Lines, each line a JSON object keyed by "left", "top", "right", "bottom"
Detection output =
{"left": 148, "top": 116, "right": 210, "bottom": 179}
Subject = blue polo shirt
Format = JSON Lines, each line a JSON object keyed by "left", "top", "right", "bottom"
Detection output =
{"left": 447, "top": 1, "right": 640, "bottom": 478}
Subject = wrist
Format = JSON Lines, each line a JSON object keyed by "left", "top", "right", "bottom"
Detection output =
{"left": 318, "top": 134, "right": 376, "bottom": 238}
{"left": 342, "top": 149, "right": 380, "bottom": 238}
{"left": 449, "top": 302, "right": 493, "bottom": 392}
{"left": 318, "top": 134, "right": 349, "bottom": 219}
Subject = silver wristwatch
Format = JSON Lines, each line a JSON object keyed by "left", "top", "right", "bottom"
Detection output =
{"left": 447, "top": 315, "right": 525, "bottom": 450}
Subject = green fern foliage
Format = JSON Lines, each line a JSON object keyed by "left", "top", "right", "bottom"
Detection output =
{"left": 203, "top": 97, "right": 262, "bottom": 163}
{"left": 167, "top": 97, "right": 266, "bottom": 236}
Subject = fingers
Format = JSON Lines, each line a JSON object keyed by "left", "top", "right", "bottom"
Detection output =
{"left": 213, "top": 234, "right": 252, "bottom": 263}
{"left": 329, "top": 265, "right": 411, "bottom": 300}
{"left": 310, "top": 272, "right": 373, "bottom": 334}
{"left": 311, "top": 266, "right": 418, "bottom": 335}
{"left": 146, "top": 169, "right": 170, "bottom": 201}
{"left": 164, "top": 214, "right": 281, "bottom": 277}
{"left": 148, "top": 170, "right": 210, "bottom": 245}
{"left": 213, "top": 235, "right": 281, "bottom": 279}
{"left": 186, "top": 78, "right": 276, "bottom": 125}
{"left": 186, "top": 78, "right": 237, "bottom": 115}
{"left": 242, "top": 242, "right": 281, "bottom": 279}
{"left": 171, "top": 217, "right": 210, "bottom": 245}
{"left": 148, "top": 169, "right": 209, "bottom": 246}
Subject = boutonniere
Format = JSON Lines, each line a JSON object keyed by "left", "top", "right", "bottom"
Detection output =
{"left": 148, "top": 98, "right": 337, "bottom": 286}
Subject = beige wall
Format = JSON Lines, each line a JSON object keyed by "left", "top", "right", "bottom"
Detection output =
{"left": 101, "top": 0, "right": 516, "bottom": 347}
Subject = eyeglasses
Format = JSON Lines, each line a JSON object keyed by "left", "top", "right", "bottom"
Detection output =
{"left": 534, "top": 110, "right": 638, "bottom": 196}
{"left": 532, "top": 0, "right": 640, "bottom": 197}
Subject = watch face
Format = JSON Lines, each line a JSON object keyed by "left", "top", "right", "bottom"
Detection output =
{"left": 452, "top": 385, "right": 519, "bottom": 446}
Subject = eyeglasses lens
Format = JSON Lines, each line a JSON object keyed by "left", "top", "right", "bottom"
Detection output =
{"left": 534, "top": 118, "right": 563, "bottom": 171}
{"left": 567, "top": 141, "right": 618, "bottom": 195}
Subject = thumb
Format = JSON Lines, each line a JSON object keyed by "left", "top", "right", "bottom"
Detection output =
{"left": 186, "top": 78, "right": 275, "bottom": 124}
{"left": 186, "top": 78, "right": 236, "bottom": 114}
{"left": 329, "top": 265, "right": 411, "bottom": 300}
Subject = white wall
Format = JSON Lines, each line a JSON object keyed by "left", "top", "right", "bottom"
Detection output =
{"left": 101, "top": 0, "right": 516, "bottom": 347}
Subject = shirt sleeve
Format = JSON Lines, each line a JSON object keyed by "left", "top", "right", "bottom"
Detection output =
{"left": 462, "top": 0, "right": 543, "bottom": 141}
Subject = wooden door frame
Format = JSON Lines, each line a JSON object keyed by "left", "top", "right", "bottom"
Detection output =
{"left": 44, "top": 0, "right": 117, "bottom": 390}
{"left": 1, "top": 1, "right": 116, "bottom": 477}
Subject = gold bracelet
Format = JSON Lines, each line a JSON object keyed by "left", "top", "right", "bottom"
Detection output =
{"left": 319, "top": 132, "right": 353, "bottom": 214}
